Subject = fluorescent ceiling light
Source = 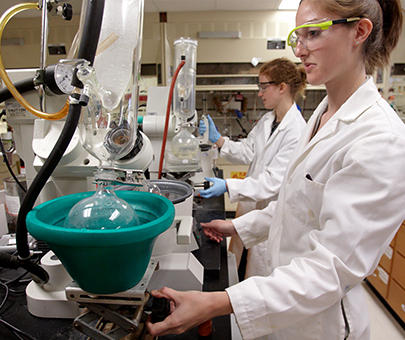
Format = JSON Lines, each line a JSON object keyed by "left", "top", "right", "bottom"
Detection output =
{"left": 278, "top": 0, "right": 300, "bottom": 10}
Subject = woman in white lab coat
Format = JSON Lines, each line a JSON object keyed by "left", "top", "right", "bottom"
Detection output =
{"left": 147, "top": 1, "right": 405, "bottom": 339}
{"left": 199, "top": 58, "right": 307, "bottom": 277}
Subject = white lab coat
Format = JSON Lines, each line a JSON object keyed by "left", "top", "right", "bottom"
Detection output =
{"left": 220, "top": 104, "right": 306, "bottom": 276}
{"left": 226, "top": 77, "right": 405, "bottom": 340}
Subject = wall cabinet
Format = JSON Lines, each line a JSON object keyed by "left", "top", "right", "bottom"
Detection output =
{"left": 367, "top": 221, "right": 405, "bottom": 324}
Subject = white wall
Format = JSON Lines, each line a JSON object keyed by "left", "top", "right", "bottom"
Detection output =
{"left": 142, "top": 11, "right": 298, "bottom": 64}
{"left": 1, "top": 9, "right": 405, "bottom": 70}
{"left": 1, "top": 10, "right": 298, "bottom": 68}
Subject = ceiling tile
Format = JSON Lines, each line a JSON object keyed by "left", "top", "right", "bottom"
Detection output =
{"left": 145, "top": 0, "right": 160, "bottom": 13}
{"left": 215, "top": 0, "right": 280, "bottom": 11}
{"left": 0, "top": 0, "right": 288, "bottom": 17}
{"left": 148, "top": 0, "right": 216, "bottom": 12}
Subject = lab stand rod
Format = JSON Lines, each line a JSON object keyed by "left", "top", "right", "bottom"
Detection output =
{"left": 39, "top": 0, "right": 49, "bottom": 111}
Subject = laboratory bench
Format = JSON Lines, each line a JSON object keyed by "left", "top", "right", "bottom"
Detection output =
{"left": 0, "top": 194, "right": 231, "bottom": 340}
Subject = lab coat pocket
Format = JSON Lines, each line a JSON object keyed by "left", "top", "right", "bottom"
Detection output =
{"left": 289, "top": 172, "right": 325, "bottom": 229}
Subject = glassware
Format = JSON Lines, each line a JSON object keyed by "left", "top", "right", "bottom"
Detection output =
{"left": 65, "top": 0, "right": 145, "bottom": 231}
{"left": 145, "top": 180, "right": 161, "bottom": 195}
{"left": 76, "top": 0, "right": 144, "bottom": 167}
{"left": 172, "top": 38, "right": 197, "bottom": 121}
{"left": 171, "top": 124, "right": 199, "bottom": 160}
{"left": 64, "top": 169, "right": 140, "bottom": 230}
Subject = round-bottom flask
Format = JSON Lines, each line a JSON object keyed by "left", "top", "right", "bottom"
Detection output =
{"left": 64, "top": 171, "right": 140, "bottom": 230}
{"left": 171, "top": 126, "right": 199, "bottom": 160}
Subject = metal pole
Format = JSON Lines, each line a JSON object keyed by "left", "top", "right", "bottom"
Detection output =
{"left": 39, "top": 0, "right": 49, "bottom": 111}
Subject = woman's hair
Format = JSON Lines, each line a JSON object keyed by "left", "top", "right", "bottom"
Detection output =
{"left": 300, "top": 0, "right": 403, "bottom": 74}
{"left": 259, "top": 57, "right": 307, "bottom": 101}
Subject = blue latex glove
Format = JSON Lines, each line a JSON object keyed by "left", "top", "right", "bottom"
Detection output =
{"left": 235, "top": 109, "right": 243, "bottom": 118}
{"left": 199, "top": 177, "right": 227, "bottom": 198}
{"left": 199, "top": 115, "right": 221, "bottom": 143}
{"left": 199, "top": 119, "right": 207, "bottom": 136}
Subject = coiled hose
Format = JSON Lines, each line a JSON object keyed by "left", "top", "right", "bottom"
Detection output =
{"left": 0, "top": 2, "right": 69, "bottom": 120}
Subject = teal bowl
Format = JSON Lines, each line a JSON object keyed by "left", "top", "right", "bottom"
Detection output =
{"left": 26, "top": 191, "right": 175, "bottom": 294}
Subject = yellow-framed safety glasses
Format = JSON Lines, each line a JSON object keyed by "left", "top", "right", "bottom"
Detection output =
{"left": 287, "top": 17, "right": 361, "bottom": 55}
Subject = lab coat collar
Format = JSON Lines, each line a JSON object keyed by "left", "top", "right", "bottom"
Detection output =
{"left": 263, "top": 111, "right": 276, "bottom": 144}
{"left": 287, "top": 76, "right": 380, "bottom": 176}
{"left": 308, "top": 76, "right": 379, "bottom": 144}
{"left": 278, "top": 103, "right": 301, "bottom": 130}
{"left": 264, "top": 103, "right": 301, "bottom": 144}
{"left": 336, "top": 76, "right": 380, "bottom": 123}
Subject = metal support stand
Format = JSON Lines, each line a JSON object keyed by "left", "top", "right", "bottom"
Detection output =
{"left": 72, "top": 299, "right": 149, "bottom": 340}
{"left": 66, "top": 260, "right": 158, "bottom": 340}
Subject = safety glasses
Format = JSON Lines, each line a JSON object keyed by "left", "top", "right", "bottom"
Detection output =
{"left": 287, "top": 17, "right": 361, "bottom": 55}
{"left": 257, "top": 81, "right": 275, "bottom": 92}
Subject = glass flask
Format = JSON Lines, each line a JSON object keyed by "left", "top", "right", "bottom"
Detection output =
{"left": 171, "top": 124, "right": 199, "bottom": 160}
{"left": 145, "top": 180, "right": 161, "bottom": 195}
{"left": 64, "top": 169, "right": 140, "bottom": 230}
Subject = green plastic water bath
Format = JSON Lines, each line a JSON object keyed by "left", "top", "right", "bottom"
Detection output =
{"left": 26, "top": 191, "right": 175, "bottom": 294}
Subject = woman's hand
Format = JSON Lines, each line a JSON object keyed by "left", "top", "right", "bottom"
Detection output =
{"left": 146, "top": 287, "right": 232, "bottom": 337}
{"left": 201, "top": 219, "right": 237, "bottom": 243}
{"left": 199, "top": 177, "right": 227, "bottom": 198}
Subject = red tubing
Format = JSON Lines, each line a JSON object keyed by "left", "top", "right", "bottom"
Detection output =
{"left": 158, "top": 59, "right": 186, "bottom": 179}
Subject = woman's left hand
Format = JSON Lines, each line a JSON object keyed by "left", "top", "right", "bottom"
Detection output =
{"left": 201, "top": 219, "right": 237, "bottom": 243}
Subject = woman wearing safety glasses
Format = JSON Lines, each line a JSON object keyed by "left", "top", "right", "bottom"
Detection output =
{"left": 147, "top": 1, "right": 405, "bottom": 339}
{"left": 198, "top": 58, "right": 307, "bottom": 279}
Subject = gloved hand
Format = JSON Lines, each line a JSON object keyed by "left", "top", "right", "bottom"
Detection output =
{"left": 199, "top": 115, "right": 221, "bottom": 143}
{"left": 199, "top": 119, "right": 207, "bottom": 136}
{"left": 199, "top": 177, "right": 227, "bottom": 198}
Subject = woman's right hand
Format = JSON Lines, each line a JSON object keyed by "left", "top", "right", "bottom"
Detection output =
{"left": 199, "top": 115, "right": 221, "bottom": 143}
{"left": 201, "top": 219, "right": 237, "bottom": 243}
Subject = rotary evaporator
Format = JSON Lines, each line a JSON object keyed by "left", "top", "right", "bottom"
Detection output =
{"left": 162, "top": 38, "right": 201, "bottom": 172}
{"left": 143, "top": 37, "right": 215, "bottom": 185}
{"left": 0, "top": 1, "right": 205, "bottom": 339}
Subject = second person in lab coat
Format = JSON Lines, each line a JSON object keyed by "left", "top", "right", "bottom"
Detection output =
{"left": 199, "top": 58, "right": 307, "bottom": 278}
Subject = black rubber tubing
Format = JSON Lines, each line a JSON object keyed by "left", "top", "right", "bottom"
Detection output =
{"left": 14, "top": 0, "right": 105, "bottom": 284}
{"left": 0, "top": 77, "right": 35, "bottom": 103}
